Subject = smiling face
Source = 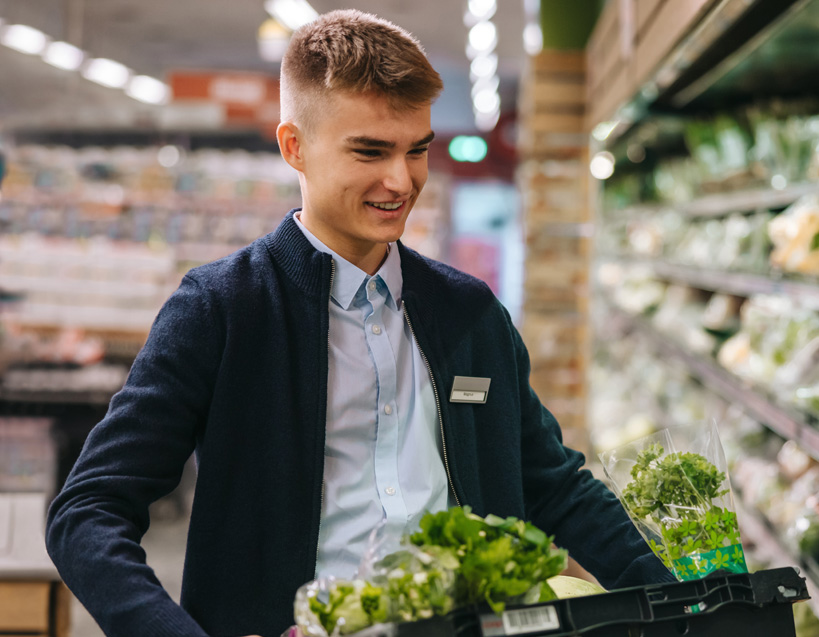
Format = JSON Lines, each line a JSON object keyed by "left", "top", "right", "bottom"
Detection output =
{"left": 278, "top": 90, "right": 434, "bottom": 274}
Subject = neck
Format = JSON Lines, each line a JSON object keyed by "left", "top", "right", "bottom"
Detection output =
{"left": 298, "top": 211, "right": 389, "bottom": 275}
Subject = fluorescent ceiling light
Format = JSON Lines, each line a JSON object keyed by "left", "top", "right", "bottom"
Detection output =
{"left": 468, "top": 21, "right": 497, "bottom": 54}
{"left": 258, "top": 17, "right": 291, "bottom": 62}
{"left": 471, "top": 75, "right": 499, "bottom": 99}
{"left": 83, "top": 57, "right": 130, "bottom": 89}
{"left": 473, "top": 88, "right": 500, "bottom": 115}
{"left": 127, "top": 75, "right": 169, "bottom": 104}
{"left": 470, "top": 53, "right": 498, "bottom": 81}
{"left": 467, "top": 0, "right": 497, "bottom": 21}
{"left": 590, "top": 151, "right": 615, "bottom": 180}
{"left": 264, "top": 0, "right": 318, "bottom": 31}
{"left": 474, "top": 110, "right": 499, "bottom": 132}
{"left": 1, "top": 24, "right": 48, "bottom": 55}
{"left": 523, "top": 22, "right": 542, "bottom": 55}
{"left": 42, "top": 41, "right": 84, "bottom": 70}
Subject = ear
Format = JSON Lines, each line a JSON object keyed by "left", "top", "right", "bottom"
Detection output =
{"left": 277, "top": 121, "right": 304, "bottom": 171}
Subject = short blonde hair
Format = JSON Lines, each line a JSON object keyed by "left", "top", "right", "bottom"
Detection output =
{"left": 280, "top": 10, "right": 443, "bottom": 132}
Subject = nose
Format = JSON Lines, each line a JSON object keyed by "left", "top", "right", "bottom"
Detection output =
{"left": 383, "top": 157, "right": 413, "bottom": 196}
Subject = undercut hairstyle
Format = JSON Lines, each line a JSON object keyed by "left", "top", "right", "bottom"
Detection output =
{"left": 280, "top": 9, "right": 443, "bottom": 133}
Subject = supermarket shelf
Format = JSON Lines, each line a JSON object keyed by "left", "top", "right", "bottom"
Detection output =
{"left": 617, "top": 181, "right": 819, "bottom": 219}
{"left": 0, "top": 387, "right": 115, "bottom": 407}
{"left": 611, "top": 307, "right": 819, "bottom": 463}
{"left": 603, "top": 257, "right": 819, "bottom": 306}
{"left": 735, "top": 496, "right": 819, "bottom": 616}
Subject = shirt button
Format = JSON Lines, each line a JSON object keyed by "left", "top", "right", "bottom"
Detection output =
{"left": 371, "top": 325, "right": 382, "bottom": 335}
{"left": 384, "top": 404, "right": 392, "bottom": 415}
{"left": 368, "top": 280, "right": 377, "bottom": 292}
{"left": 385, "top": 487, "right": 396, "bottom": 496}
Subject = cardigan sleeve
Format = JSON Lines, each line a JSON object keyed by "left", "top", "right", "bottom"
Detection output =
{"left": 508, "top": 311, "right": 674, "bottom": 590}
{"left": 46, "top": 274, "right": 222, "bottom": 637}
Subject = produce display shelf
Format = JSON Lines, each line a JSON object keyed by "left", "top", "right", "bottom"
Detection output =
{"left": 615, "top": 181, "right": 819, "bottom": 219}
{"left": 735, "top": 496, "right": 819, "bottom": 616}
{"left": 603, "top": 257, "right": 819, "bottom": 307}
{"left": 0, "top": 387, "right": 115, "bottom": 407}
{"left": 610, "top": 307, "right": 819, "bottom": 464}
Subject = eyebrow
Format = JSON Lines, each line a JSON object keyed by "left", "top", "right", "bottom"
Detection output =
{"left": 345, "top": 131, "right": 436, "bottom": 149}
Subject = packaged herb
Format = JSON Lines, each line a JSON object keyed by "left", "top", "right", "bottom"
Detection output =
{"left": 599, "top": 423, "right": 748, "bottom": 581}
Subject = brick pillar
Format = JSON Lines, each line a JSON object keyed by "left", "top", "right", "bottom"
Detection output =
{"left": 517, "top": 50, "right": 591, "bottom": 455}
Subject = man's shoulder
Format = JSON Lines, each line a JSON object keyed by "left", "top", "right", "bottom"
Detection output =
{"left": 399, "top": 243, "right": 503, "bottom": 323}
{"left": 400, "top": 243, "right": 495, "bottom": 299}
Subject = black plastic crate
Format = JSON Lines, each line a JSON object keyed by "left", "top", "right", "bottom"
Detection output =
{"left": 356, "top": 567, "right": 809, "bottom": 637}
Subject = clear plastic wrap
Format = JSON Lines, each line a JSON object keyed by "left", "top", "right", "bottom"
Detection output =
{"left": 599, "top": 422, "right": 748, "bottom": 581}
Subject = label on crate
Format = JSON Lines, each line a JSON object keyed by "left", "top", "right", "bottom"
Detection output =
{"left": 479, "top": 606, "right": 560, "bottom": 636}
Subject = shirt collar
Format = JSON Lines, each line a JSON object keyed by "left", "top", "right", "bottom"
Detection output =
{"left": 293, "top": 212, "right": 402, "bottom": 311}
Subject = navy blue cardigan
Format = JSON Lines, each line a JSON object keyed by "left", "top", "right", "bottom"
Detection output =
{"left": 46, "top": 211, "right": 670, "bottom": 637}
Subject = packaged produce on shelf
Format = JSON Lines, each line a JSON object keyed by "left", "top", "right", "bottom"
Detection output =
{"left": 0, "top": 232, "right": 180, "bottom": 334}
{"left": 720, "top": 409, "right": 819, "bottom": 574}
{"left": 768, "top": 194, "right": 819, "bottom": 276}
{"left": 747, "top": 105, "right": 819, "bottom": 185}
{"left": 684, "top": 115, "right": 756, "bottom": 190}
{"left": 651, "top": 285, "right": 717, "bottom": 356}
{"left": 717, "top": 295, "right": 819, "bottom": 415}
{"left": 600, "top": 423, "right": 748, "bottom": 581}
{"left": 701, "top": 293, "right": 744, "bottom": 335}
{"left": 295, "top": 507, "right": 568, "bottom": 637}
{"left": 603, "top": 105, "right": 819, "bottom": 210}
{"left": 0, "top": 417, "right": 56, "bottom": 493}
{"left": 596, "top": 262, "right": 665, "bottom": 315}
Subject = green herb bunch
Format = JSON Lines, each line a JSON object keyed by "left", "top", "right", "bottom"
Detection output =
{"left": 408, "top": 507, "right": 568, "bottom": 613}
{"left": 621, "top": 443, "right": 741, "bottom": 572}
{"left": 305, "top": 507, "right": 567, "bottom": 635}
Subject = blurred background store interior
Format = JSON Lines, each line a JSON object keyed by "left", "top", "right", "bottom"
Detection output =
{"left": 2, "top": 0, "right": 819, "bottom": 634}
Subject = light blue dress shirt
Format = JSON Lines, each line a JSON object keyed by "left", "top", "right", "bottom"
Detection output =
{"left": 294, "top": 214, "right": 451, "bottom": 580}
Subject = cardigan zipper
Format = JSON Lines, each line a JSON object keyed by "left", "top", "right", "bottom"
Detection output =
{"left": 402, "top": 303, "right": 460, "bottom": 507}
{"left": 315, "top": 259, "right": 335, "bottom": 576}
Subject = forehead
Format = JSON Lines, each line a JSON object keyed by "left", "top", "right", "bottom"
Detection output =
{"left": 312, "top": 90, "right": 432, "bottom": 142}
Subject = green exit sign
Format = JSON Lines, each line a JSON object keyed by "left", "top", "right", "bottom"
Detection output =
{"left": 449, "top": 136, "right": 488, "bottom": 162}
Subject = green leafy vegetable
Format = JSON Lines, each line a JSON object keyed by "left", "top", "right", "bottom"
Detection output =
{"left": 621, "top": 444, "right": 746, "bottom": 579}
{"left": 305, "top": 507, "right": 567, "bottom": 635}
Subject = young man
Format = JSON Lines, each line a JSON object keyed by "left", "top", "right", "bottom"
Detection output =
{"left": 46, "top": 10, "right": 670, "bottom": 637}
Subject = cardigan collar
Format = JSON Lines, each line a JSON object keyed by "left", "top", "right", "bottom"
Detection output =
{"left": 263, "top": 209, "right": 438, "bottom": 333}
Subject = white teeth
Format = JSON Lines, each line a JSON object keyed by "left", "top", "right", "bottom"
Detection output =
{"left": 369, "top": 202, "right": 402, "bottom": 210}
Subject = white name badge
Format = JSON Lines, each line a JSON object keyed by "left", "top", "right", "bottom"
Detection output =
{"left": 450, "top": 376, "right": 491, "bottom": 404}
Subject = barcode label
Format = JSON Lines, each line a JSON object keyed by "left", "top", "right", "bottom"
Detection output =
{"left": 501, "top": 606, "right": 560, "bottom": 635}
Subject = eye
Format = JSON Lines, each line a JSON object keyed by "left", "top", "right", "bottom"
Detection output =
{"left": 354, "top": 149, "right": 382, "bottom": 158}
{"left": 409, "top": 146, "right": 430, "bottom": 156}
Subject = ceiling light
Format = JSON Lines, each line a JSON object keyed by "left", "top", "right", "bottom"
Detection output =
{"left": 590, "top": 151, "right": 615, "bottom": 180}
{"left": 127, "top": 75, "right": 170, "bottom": 104}
{"left": 82, "top": 58, "right": 131, "bottom": 89}
{"left": 591, "top": 120, "right": 618, "bottom": 141}
{"left": 258, "top": 17, "right": 291, "bottom": 62}
{"left": 470, "top": 53, "right": 497, "bottom": 81}
{"left": 1, "top": 24, "right": 49, "bottom": 55}
{"left": 470, "top": 75, "right": 499, "bottom": 99}
{"left": 473, "top": 89, "right": 500, "bottom": 115}
{"left": 42, "top": 41, "right": 84, "bottom": 70}
{"left": 523, "top": 22, "right": 542, "bottom": 55}
{"left": 468, "top": 21, "right": 497, "bottom": 54}
{"left": 474, "top": 110, "right": 500, "bottom": 132}
{"left": 468, "top": 0, "right": 497, "bottom": 21}
{"left": 264, "top": 0, "right": 318, "bottom": 31}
